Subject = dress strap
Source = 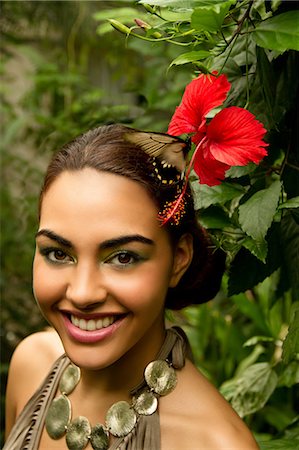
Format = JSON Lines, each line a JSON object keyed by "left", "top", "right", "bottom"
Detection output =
{"left": 112, "top": 326, "right": 189, "bottom": 450}
{"left": 3, "top": 353, "right": 70, "bottom": 450}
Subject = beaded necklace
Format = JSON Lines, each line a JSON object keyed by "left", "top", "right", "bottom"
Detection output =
{"left": 45, "top": 359, "right": 177, "bottom": 450}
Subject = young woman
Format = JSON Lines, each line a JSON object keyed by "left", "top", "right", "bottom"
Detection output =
{"left": 5, "top": 124, "right": 259, "bottom": 449}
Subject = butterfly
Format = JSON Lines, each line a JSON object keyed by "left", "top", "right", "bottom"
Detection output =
{"left": 124, "top": 128, "right": 191, "bottom": 224}
{"left": 124, "top": 130, "right": 190, "bottom": 177}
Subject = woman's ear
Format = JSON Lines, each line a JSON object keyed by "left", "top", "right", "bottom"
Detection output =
{"left": 169, "top": 233, "right": 193, "bottom": 288}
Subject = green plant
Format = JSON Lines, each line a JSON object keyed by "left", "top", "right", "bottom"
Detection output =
{"left": 1, "top": 1, "right": 298, "bottom": 447}
{"left": 93, "top": 0, "right": 299, "bottom": 446}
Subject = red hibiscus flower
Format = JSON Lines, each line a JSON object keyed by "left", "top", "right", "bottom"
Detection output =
{"left": 168, "top": 73, "right": 268, "bottom": 186}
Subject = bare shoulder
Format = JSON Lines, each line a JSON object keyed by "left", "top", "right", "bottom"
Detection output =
{"left": 5, "top": 329, "right": 64, "bottom": 438}
{"left": 8, "top": 328, "right": 64, "bottom": 379}
{"left": 161, "top": 359, "right": 259, "bottom": 450}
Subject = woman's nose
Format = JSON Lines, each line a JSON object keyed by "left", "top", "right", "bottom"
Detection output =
{"left": 65, "top": 262, "right": 107, "bottom": 308}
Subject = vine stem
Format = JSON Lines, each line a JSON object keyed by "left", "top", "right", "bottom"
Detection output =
{"left": 227, "top": 0, "right": 254, "bottom": 47}
{"left": 126, "top": 28, "right": 193, "bottom": 46}
{"left": 244, "top": 18, "right": 250, "bottom": 109}
{"left": 285, "top": 162, "right": 299, "bottom": 172}
{"left": 218, "top": 0, "right": 254, "bottom": 75}
{"left": 280, "top": 142, "right": 291, "bottom": 176}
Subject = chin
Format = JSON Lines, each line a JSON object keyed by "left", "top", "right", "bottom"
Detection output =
{"left": 61, "top": 340, "right": 125, "bottom": 371}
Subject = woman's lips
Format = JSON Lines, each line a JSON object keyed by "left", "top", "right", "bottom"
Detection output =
{"left": 62, "top": 313, "right": 126, "bottom": 343}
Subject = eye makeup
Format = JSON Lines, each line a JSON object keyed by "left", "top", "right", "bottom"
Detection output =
{"left": 38, "top": 246, "right": 75, "bottom": 265}
{"left": 103, "top": 250, "right": 146, "bottom": 269}
{"left": 35, "top": 229, "right": 155, "bottom": 269}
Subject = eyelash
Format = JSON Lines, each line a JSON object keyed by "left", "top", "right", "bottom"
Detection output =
{"left": 39, "top": 247, "right": 74, "bottom": 264}
{"left": 104, "top": 251, "right": 143, "bottom": 268}
{"left": 39, "top": 247, "right": 143, "bottom": 268}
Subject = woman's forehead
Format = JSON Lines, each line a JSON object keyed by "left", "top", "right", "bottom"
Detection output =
{"left": 38, "top": 169, "right": 169, "bottom": 245}
{"left": 42, "top": 168, "right": 151, "bottom": 204}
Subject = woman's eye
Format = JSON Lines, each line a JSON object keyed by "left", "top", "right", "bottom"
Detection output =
{"left": 107, "top": 251, "right": 140, "bottom": 267}
{"left": 48, "top": 249, "right": 73, "bottom": 263}
{"left": 40, "top": 247, "right": 73, "bottom": 264}
{"left": 117, "top": 253, "right": 134, "bottom": 264}
{"left": 50, "top": 250, "right": 69, "bottom": 261}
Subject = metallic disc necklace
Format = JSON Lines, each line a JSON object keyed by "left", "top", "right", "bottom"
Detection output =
{"left": 45, "top": 359, "right": 177, "bottom": 450}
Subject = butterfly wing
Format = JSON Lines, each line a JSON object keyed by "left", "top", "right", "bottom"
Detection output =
{"left": 124, "top": 131, "right": 189, "bottom": 173}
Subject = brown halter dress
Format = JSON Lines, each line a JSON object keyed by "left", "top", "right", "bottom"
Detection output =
{"left": 4, "top": 327, "right": 190, "bottom": 450}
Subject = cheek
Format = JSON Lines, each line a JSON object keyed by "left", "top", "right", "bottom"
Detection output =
{"left": 32, "top": 255, "right": 65, "bottom": 307}
{"left": 112, "top": 264, "right": 172, "bottom": 312}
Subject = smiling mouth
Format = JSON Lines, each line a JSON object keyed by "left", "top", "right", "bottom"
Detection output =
{"left": 70, "top": 314, "right": 121, "bottom": 331}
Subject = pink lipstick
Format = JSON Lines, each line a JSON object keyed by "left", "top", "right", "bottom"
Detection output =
{"left": 62, "top": 313, "right": 126, "bottom": 344}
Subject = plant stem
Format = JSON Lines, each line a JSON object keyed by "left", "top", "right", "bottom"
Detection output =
{"left": 227, "top": 0, "right": 254, "bottom": 47}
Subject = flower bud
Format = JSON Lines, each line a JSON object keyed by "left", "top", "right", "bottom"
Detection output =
{"left": 134, "top": 18, "right": 151, "bottom": 30}
{"left": 108, "top": 19, "right": 131, "bottom": 35}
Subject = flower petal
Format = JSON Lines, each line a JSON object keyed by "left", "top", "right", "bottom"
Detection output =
{"left": 193, "top": 147, "right": 230, "bottom": 186}
{"left": 168, "top": 73, "right": 231, "bottom": 138}
{"left": 206, "top": 107, "right": 268, "bottom": 166}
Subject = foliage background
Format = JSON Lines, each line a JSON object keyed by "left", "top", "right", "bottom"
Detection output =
{"left": 1, "top": 1, "right": 298, "bottom": 448}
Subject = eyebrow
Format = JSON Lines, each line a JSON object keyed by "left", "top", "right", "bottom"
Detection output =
{"left": 35, "top": 229, "right": 154, "bottom": 250}
{"left": 99, "top": 235, "right": 154, "bottom": 250}
{"left": 35, "top": 229, "right": 72, "bottom": 248}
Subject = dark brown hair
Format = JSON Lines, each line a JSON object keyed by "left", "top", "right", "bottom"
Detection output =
{"left": 40, "top": 124, "right": 225, "bottom": 309}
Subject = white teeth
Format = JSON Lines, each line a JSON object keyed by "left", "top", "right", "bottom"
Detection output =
{"left": 102, "top": 317, "right": 111, "bottom": 327}
{"left": 79, "top": 319, "right": 87, "bottom": 330}
{"left": 72, "top": 316, "right": 79, "bottom": 326}
{"left": 96, "top": 318, "right": 104, "bottom": 329}
{"left": 87, "top": 319, "right": 96, "bottom": 331}
{"left": 71, "top": 315, "right": 115, "bottom": 331}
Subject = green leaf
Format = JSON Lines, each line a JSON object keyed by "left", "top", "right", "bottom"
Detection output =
{"left": 197, "top": 206, "right": 231, "bottom": 229}
{"left": 242, "top": 237, "right": 268, "bottom": 263}
{"left": 282, "top": 310, "right": 299, "bottom": 365}
{"left": 243, "top": 336, "right": 274, "bottom": 347}
{"left": 239, "top": 180, "right": 281, "bottom": 242}
{"left": 259, "top": 439, "right": 299, "bottom": 450}
{"left": 232, "top": 295, "right": 270, "bottom": 334}
{"left": 221, "top": 363, "right": 278, "bottom": 417}
{"left": 226, "top": 163, "right": 257, "bottom": 178}
{"left": 272, "top": 51, "right": 299, "bottom": 125}
{"left": 192, "top": 181, "right": 246, "bottom": 209}
{"left": 138, "top": 0, "right": 189, "bottom": 6}
{"left": 252, "top": 0, "right": 273, "bottom": 21}
{"left": 271, "top": 0, "right": 282, "bottom": 13}
{"left": 235, "top": 344, "right": 266, "bottom": 377}
{"left": 191, "top": 1, "right": 235, "bottom": 33}
{"left": 278, "top": 197, "right": 299, "bottom": 210}
{"left": 155, "top": 9, "right": 192, "bottom": 22}
{"left": 94, "top": 7, "right": 151, "bottom": 35}
{"left": 1, "top": 117, "right": 25, "bottom": 148}
{"left": 256, "top": 46, "right": 276, "bottom": 128}
{"left": 281, "top": 210, "right": 299, "bottom": 296}
{"left": 228, "top": 223, "right": 281, "bottom": 295}
{"left": 93, "top": 8, "right": 141, "bottom": 22}
{"left": 169, "top": 50, "right": 210, "bottom": 68}
{"left": 278, "top": 361, "right": 299, "bottom": 388}
{"left": 228, "top": 248, "right": 273, "bottom": 295}
{"left": 262, "top": 405, "right": 297, "bottom": 433}
{"left": 138, "top": 0, "right": 221, "bottom": 6}
{"left": 253, "top": 11, "right": 299, "bottom": 52}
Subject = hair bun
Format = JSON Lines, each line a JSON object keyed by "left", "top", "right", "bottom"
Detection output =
{"left": 166, "top": 225, "right": 226, "bottom": 310}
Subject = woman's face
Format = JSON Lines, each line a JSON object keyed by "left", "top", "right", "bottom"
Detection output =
{"left": 33, "top": 168, "right": 188, "bottom": 370}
